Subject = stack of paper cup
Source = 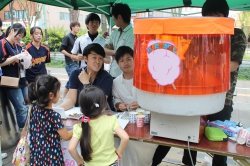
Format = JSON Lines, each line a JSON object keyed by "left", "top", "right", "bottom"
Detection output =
{"left": 136, "top": 108, "right": 145, "bottom": 115}
{"left": 143, "top": 111, "right": 151, "bottom": 123}
{"left": 236, "top": 129, "right": 248, "bottom": 145}
{"left": 136, "top": 115, "right": 145, "bottom": 127}
{"left": 129, "top": 112, "right": 137, "bottom": 123}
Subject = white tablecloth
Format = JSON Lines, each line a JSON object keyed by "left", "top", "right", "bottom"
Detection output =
{"left": 61, "top": 137, "right": 157, "bottom": 166}
{"left": 114, "top": 138, "right": 158, "bottom": 166}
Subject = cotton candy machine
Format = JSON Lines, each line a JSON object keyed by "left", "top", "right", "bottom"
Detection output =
{"left": 133, "top": 17, "right": 234, "bottom": 143}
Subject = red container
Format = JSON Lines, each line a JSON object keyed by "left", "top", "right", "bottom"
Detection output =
{"left": 134, "top": 17, "right": 234, "bottom": 95}
{"left": 133, "top": 17, "right": 234, "bottom": 115}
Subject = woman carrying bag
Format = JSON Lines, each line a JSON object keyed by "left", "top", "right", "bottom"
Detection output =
{"left": 0, "top": 23, "right": 29, "bottom": 129}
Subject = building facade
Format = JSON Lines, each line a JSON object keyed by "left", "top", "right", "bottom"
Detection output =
{"left": 0, "top": 0, "right": 89, "bottom": 31}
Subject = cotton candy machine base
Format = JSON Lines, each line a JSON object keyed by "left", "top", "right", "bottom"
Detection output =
{"left": 137, "top": 89, "right": 226, "bottom": 116}
{"left": 149, "top": 112, "right": 207, "bottom": 143}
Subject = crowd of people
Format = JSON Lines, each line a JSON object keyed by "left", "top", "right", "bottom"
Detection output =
{"left": 0, "top": 0, "right": 247, "bottom": 165}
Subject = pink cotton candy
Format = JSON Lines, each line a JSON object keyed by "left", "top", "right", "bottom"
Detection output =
{"left": 147, "top": 40, "right": 180, "bottom": 86}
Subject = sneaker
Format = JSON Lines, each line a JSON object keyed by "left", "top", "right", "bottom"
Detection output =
{"left": 1, "top": 153, "right": 7, "bottom": 159}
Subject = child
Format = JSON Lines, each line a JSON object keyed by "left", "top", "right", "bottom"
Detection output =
{"left": 68, "top": 86, "right": 129, "bottom": 166}
{"left": 28, "top": 75, "right": 72, "bottom": 165}
{"left": 25, "top": 26, "right": 50, "bottom": 83}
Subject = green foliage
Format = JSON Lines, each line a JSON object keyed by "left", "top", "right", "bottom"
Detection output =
{"left": 22, "top": 26, "right": 60, "bottom": 49}
{"left": 47, "top": 26, "right": 67, "bottom": 51}
{"left": 21, "top": 26, "right": 94, "bottom": 51}
{"left": 46, "top": 58, "right": 65, "bottom": 68}
{"left": 244, "top": 54, "right": 250, "bottom": 60}
{"left": 76, "top": 28, "right": 102, "bottom": 36}
{"left": 99, "top": 29, "right": 103, "bottom": 36}
{"left": 22, "top": 27, "right": 32, "bottom": 46}
{"left": 238, "top": 12, "right": 250, "bottom": 27}
{"left": 238, "top": 67, "right": 250, "bottom": 80}
{"left": 77, "top": 28, "right": 88, "bottom": 37}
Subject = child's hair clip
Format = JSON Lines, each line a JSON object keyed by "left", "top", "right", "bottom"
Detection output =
{"left": 81, "top": 116, "right": 90, "bottom": 123}
{"left": 94, "top": 102, "right": 99, "bottom": 107}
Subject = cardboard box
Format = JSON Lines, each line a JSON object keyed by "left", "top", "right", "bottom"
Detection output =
{"left": 150, "top": 112, "right": 206, "bottom": 143}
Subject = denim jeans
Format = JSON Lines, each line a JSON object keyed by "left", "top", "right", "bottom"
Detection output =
{"left": 4, "top": 86, "right": 28, "bottom": 128}
{"left": 65, "top": 62, "right": 78, "bottom": 89}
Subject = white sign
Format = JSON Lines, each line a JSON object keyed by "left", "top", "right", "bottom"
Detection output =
{"left": 61, "top": 139, "right": 81, "bottom": 166}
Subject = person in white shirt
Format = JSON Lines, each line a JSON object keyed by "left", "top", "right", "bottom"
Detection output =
{"left": 112, "top": 46, "right": 139, "bottom": 111}
{"left": 112, "top": 46, "right": 158, "bottom": 166}
{"left": 71, "top": 13, "right": 107, "bottom": 68}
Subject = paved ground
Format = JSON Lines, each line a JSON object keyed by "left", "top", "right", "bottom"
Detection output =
{"left": 1, "top": 67, "right": 250, "bottom": 165}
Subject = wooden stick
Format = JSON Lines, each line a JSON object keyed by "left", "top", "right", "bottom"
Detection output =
{"left": 172, "top": 83, "right": 176, "bottom": 90}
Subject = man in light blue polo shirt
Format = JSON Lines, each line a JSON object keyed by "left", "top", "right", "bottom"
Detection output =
{"left": 104, "top": 3, "right": 134, "bottom": 79}
{"left": 71, "top": 13, "right": 106, "bottom": 68}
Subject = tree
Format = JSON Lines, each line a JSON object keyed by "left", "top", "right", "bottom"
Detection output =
{"left": 15, "top": 0, "right": 42, "bottom": 27}
{"left": 101, "top": 14, "right": 107, "bottom": 34}
{"left": 238, "top": 11, "right": 250, "bottom": 35}
{"left": 8, "top": 1, "right": 14, "bottom": 26}
{"left": 238, "top": 11, "right": 250, "bottom": 27}
{"left": 68, "top": 9, "right": 80, "bottom": 22}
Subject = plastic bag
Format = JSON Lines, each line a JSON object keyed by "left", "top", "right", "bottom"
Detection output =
{"left": 21, "top": 53, "right": 32, "bottom": 69}
{"left": 12, "top": 134, "right": 30, "bottom": 166}
{"left": 201, "top": 156, "right": 212, "bottom": 166}
{"left": 207, "top": 120, "right": 237, "bottom": 137}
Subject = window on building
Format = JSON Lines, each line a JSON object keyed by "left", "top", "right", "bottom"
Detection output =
{"left": 4, "top": 11, "right": 10, "bottom": 20}
{"left": 60, "top": 12, "right": 70, "bottom": 20}
{"left": 4, "top": 10, "right": 27, "bottom": 20}
{"left": 16, "top": 10, "right": 27, "bottom": 19}
{"left": 131, "top": 13, "right": 136, "bottom": 17}
{"left": 78, "top": 14, "right": 83, "bottom": 22}
{"left": 148, "top": 12, "right": 153, "bottom": 17}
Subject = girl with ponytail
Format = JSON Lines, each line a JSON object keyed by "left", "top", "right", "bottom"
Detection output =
{"left": 68, "top": 86, "right": 129, "bottom": 166}
{"left": 28, "top": 74, "right": 72, "bottom": 165}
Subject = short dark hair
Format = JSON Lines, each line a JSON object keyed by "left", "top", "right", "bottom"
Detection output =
{"left": 30, "top": 26, "right": 43, "bottom": 36}
{"left": 202, "top": 0, "right": 229, "bottom": 17}
{"left": 115, "top": 46, "right": 133, "bottom": 62}
{"left": 6, "top": 23, "right": 26, "bottom": 38}
{"left": 85, "top": 13, "right": 101, "bottom": 25}
{"left": 102, "top": 32, "right": 109, "bottom": 38}
{"left": 82, "top": 43, "right": 105, "bottom": 58}
{"left": 0, "top": 18, "right": 2, "bottom": 27}
{"left": 112, "top": 3, "right": 131, "bottom": 24}
{"left": 70, "top": 21, "right": 80, "bottom": 30}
